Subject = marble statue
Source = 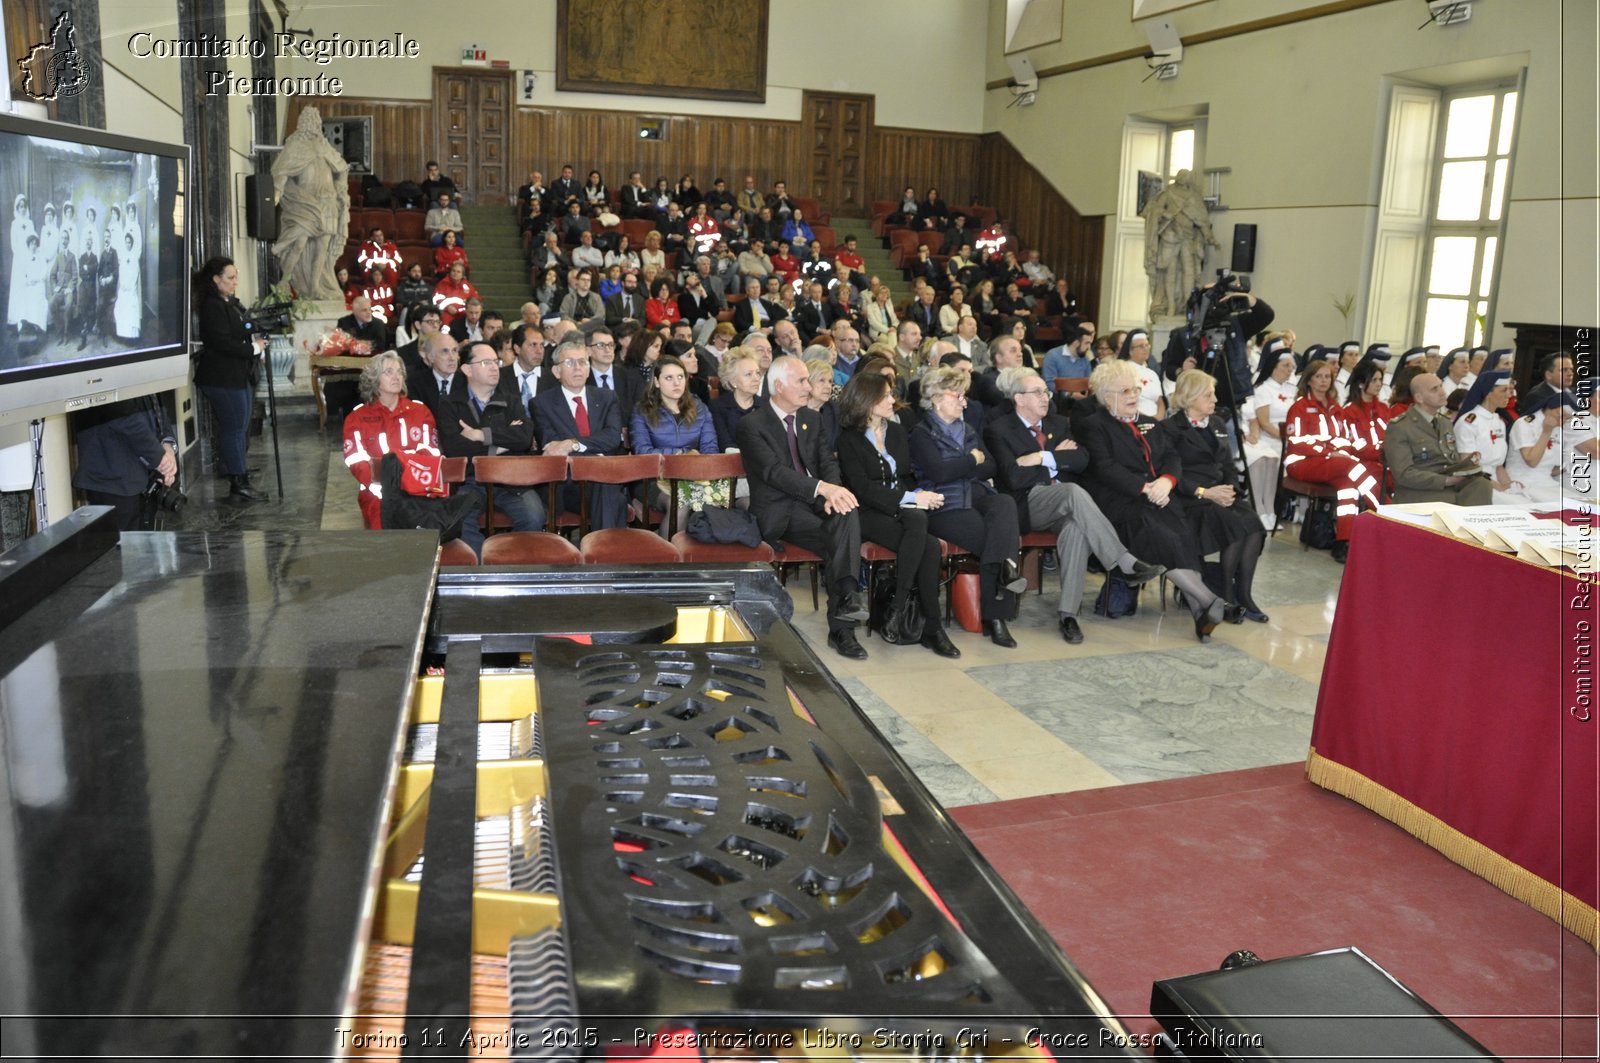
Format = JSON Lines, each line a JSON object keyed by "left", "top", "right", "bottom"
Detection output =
{"left": 1142, "top": 169, "right": 1216, "bottom": 318}
{"left": 270, "top": 107, "right": 349, "bottom": 303}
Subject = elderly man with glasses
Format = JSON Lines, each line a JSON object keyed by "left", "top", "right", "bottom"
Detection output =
{"left": 438, "top": 339, "right": 544, "bottom": 555}
{"left": 532, "top": 329, "right": 630, "bottom": 529}
{"left": 985, "top": 366, "right": 1165, "bottom": 644}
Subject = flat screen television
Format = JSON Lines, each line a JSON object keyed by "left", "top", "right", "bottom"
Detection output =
{"left": 0, "top": 113, "right": 189, "bottom": 427}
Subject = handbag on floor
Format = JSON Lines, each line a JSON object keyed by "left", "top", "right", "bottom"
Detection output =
{"left": 1299, "top": 499, "right": 1337, "bottom": 551}
{"left": 1093, "top": 571, "right": 1140, "bottom": 618}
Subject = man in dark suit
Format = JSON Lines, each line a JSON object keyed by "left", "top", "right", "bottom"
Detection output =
{"left": 440, "top": 339, "right": 544, "bottom": 555}
{"left": 582, "top": 324, "right": 643, "bottom": 423}
{"left": 532, "top": 332, "right": 629, "bottom": 529}
{"left": 676, "top": 270, "right": 722, "bottom": 341}
{"left": 905, "top": 286, "right": 939, "bottom": 336}
{"left": 736, "top": 356, "right": 870, "bottom": 659}
{"left": 619, "top": 171, "right": 653, "bottom": 219}
{"left": 327, "top": 295, "right": 392, "bottom": 420}
{"left": 498, "top": 323, "right": 559, "bottom": 417}
{"left": 731, "top": 277, "right": 785, "bottom": 334}
{"left": 547, "top": 164, "right": 580, "bottom": 210}
{"left": 793, "top": 281, "right": 837, "bottom": 343}
{"left": 407, "top": 331, "right": 468, "bottom": 424}
{"left": 604, "top": 270, "right": 646, "bottom": 329}
{"left": 396, "top": 304, "right": 443, "bottom": 377}
{"left": 985, "top": 365, "right": 1162, "bottom": 644}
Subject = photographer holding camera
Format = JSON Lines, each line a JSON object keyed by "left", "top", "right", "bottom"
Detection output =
{"left": 72, "top": 396, "right": 181, "bottom": 530}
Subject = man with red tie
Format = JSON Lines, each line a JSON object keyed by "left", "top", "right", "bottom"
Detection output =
{"left": 985, "top": 366, "right": 1164, "bottom": 643}
{"left": 532, "top": 329, "right": 628, "bottom": 528}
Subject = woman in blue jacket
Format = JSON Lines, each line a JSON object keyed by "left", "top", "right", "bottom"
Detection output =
{"left": 630, "top": 355, "right": 719, "bottom": 529}
{"left": 908, "top": 366, "right": 1028, "bottom": 647}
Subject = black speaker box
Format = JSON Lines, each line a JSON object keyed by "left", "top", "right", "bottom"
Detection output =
{"left": 244, "top": 174, "right": 278, "bottom": 241}
{"left": 1231, "top": 223, "right": 1257, "bottom": 273}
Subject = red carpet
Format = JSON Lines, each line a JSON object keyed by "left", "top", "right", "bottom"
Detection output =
{"left": 951, "top": 764, "right": 1598, "bottom": 1061}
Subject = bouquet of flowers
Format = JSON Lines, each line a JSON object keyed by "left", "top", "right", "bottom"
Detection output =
{"left": 304, "top": 328, "right": 373, "bottom": 359}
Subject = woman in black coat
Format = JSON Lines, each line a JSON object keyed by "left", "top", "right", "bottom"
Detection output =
{"left": 192, "top": 257, "right": 267, "bottom": 501}
{"left": 1151, "top": 369, "right": 1268, "bottom": 623}
{"left": 907, "top": 367, "right": 1028, "bottom": 647}
{"left": 1079, "top": 361, "right": 1237, "bottom": 641}
{"left": 835, "top": 372, "right": 959, "bottom": 657}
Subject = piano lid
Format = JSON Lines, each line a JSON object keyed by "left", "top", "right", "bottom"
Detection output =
{"left": 0, "top": 529, "right": 440, "bottom": 1058}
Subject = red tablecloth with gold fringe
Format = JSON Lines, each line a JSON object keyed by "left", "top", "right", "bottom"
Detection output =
{"left": 1308, "top": 512, "right": 1597, "bottom": 947}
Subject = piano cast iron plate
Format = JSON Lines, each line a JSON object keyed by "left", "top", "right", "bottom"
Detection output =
{"left": 532, "top": 638, "right": 1038, "bottom": 1039}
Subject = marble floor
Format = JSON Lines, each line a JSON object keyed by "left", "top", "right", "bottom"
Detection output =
{"left": 177, "top": 396, "right": 1347, "bottom": 809}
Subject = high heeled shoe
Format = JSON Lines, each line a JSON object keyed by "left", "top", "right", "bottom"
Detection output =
{"left": 1194, "top": 598, "right": 1226, "bottom": 643}
{"left": 1001, "top": 558, "right": 1029, "bottom": 596}
{"left": 920, "top": 626, "right": 961, "bottom": 658}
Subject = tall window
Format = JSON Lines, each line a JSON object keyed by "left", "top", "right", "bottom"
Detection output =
{"left": 1166, "top": 126, "right": 1195, "bottom": 179}
{"left": 1419, "top": 86, "right": 1518, "bottom": 349}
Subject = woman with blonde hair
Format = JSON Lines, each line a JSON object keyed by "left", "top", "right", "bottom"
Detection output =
{"left": 1079, "top": 360, "right": 1235, "bottom": 641}
{"left": 341, "top": 351, "right": 441, "bottom": 529}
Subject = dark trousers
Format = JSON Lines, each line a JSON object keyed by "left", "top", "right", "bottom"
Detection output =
{"left": 859, "top": 506, "right": 941, "bottom": 636}
{"left": 771, "top": 499, "right": 861, "bottom": 632}
{"left": 199, "top": 383, "right": 251, "bottom": 476}
{"left": 85, "top": 489, "right": 152, "bottom": 531}
{"left": 929, "top": 492, "right": 1020, "bottom": 621}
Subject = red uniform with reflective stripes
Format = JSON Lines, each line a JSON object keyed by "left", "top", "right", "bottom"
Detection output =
{"left": 342, "top": 397, "right": 442, "bottom": 529}
{"left": 1284, "top": 395, "right": 1381, "bottom": 540}
{"left": 431, "top": 276, "right": 477, "bottom": 326}
{"left": 1341, "top": 397, "right": 1391, "bottom": 497}
{"left": 357, "top": 239, "right": 402, "bottom": 282}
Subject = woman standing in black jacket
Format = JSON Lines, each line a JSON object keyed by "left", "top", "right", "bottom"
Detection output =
{"left": 192, "top": 257, "right": 267, "bottom": 501}
{"left": 835, "top": 372, "right": 959, "bottom": 657}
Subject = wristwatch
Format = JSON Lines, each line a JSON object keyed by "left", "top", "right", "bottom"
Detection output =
{"left": 1194, "top": 487, "right": 1205, "bottom": 499}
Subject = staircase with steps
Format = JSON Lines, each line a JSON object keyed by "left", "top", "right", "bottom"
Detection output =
{"left": 456, "top": 205, "right": 530, "bottom": 316}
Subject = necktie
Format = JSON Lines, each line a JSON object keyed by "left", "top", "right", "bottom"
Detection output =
{"left": 784, "top": 414, "right": 805, "bottom": 474}
{"left": 599, "top": 372, "right": 610, "bottom": 390}
{"left": 1032, "top": 423, "right": 1047, "bottom": 450}
{"left": 573, "top": 394, "right": 590, "bottom": 435}
{"left": 520, "top": 373, "right": 534, "bottom": 417}
{"left": 438, "top": 375, "right": 450, "bottom": 393}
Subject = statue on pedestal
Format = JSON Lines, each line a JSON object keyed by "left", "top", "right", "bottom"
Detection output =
{"left": 1142, "top": 169, "right": 1216, "bottom": 319}
{"left": 270, "top": 107, "right": 349, "bottom": 303}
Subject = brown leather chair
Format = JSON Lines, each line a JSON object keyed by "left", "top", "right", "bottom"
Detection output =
{"left": 579, "top": 528, "right": 682, "bottom": 564}
{"left": 660, "top": 453, "right": 776, "bottom": 564}
{"left": 481, "top": 531, "right": 583, "bottom": 565}
{"left": 471, "top": 454, "right": 570, "bottom": 537}
{"left": 438, "top": 538, "right": 479, "bottom": 566}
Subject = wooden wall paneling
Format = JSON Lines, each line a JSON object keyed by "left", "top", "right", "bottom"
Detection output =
{"left": 285, "top": 97, "right": 430, "bottom": 187}
{"left": 977, "top": 132, "right": 1104, "bottom": 318}
{"left": 506, "top": 108, "right": 804, "bottom": 204}
{"left": 870, "top": 127, "right": 980, "bottom": 212}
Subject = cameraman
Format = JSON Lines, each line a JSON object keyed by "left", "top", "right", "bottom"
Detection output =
{"left": 72, "top": 396, "right": 178, "bottom": 530}
{"left": 1162, "top": 274, "right": 1274, "bottom": 410}
{"left": 193, "top": 256, "right": 268, "bottom": 502}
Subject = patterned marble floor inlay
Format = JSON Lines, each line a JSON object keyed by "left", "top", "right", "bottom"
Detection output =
{"left": 837, "top": 677, "right": 1000, "bottom": 808}
{"left": 965, "top": 646, "right": 1319, "bottom": 784}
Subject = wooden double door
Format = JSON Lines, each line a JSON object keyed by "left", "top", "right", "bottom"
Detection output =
{"left": 432, "top": 68, "right": 511, "bottom": 204}
{"left": 802, "top": 91, "right": 873, "bottom": 214}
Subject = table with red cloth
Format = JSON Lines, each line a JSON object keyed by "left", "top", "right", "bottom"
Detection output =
{"left": 1308, "top": 512, "right": 1597, "bottom": 947}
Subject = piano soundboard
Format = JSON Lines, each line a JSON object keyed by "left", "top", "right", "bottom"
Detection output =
{"left": 0, "top": 514, "right": 1133, "bottom": 1060}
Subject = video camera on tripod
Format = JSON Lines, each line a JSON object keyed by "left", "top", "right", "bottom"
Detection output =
{"left": 247, "top": 300, "right": 294, "bottom": 335}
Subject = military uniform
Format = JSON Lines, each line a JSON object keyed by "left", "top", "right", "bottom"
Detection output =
{"left": 1383, "top": 405, "right": 1493, "bottom": 505}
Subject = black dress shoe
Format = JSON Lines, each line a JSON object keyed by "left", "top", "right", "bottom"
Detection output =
{"left": 228, "top": 475, "right": 267, "bottom": 502}
{"left": 1059, "top": 615, "right": 1085, "bottom": 644}
{"left": 1224, "top": 602, "right": 1245, "bottom": 625}
{"left": 984, "top": 619, "right": 1017, "bottom": 648}
{"left": 1194, "top": 598, "right": 1226, "bottom": 643}
{"left": 1331, "top": 541, "right": 1349, "bottom": 563}
{"left": 1122, "top": 559, "right": 1166, "bottom": 586}
{"left": 920, "top": 627, "right": 961, "bottom": 658}
{"left": 1001, "top": 558, "right": 1029, "bottom": 596}
{"left": 835, "top": 591, "right": 870, "bottom": 623}
{"left": 827, "top": 629, "right": 868, "bottom": 660}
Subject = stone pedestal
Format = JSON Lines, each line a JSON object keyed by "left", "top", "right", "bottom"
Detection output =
{"left": 288, "top": 302, "right": 347, "bottom": 397}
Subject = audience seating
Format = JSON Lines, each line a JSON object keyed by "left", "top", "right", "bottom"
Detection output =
{"left": 661, "top": 453, "right": 777, "bottom": 564}
{"left": 481, "top": 531, "right": 583, "bottom": 565}
{"left": 439, "top": 538, "right": 479, "bottom": 566}
{"left": 568, "top": 454, "right": 661, "bottom": 537}
{"left": 579, "top": 528, "right": 682, "bottom": 564}
{"left": 1054, "top": 377, "right": 1090, "bottom": 396}
{"left": 470, "top": 454, "right": 570, "bottom": 536}
{"left": 773, "top": 542, "right": 822, "bottom": 611}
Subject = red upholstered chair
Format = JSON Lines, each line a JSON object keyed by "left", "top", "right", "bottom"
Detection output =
{"left": 470, "top": 455, "right": 570, "bottom": 537}
{"left": 393, "top": 209, "right": 427, "bottom": 245}
{"left": 660, "top": 453, "right": 776, "bottom": 564}
{"left": 579, "top": 528, "right": 682, "bottom": 564}
{"left": 937, "top": 538, "right": 975, "bottom": 621}
{"left": 773, "top": 542, "right": 822, "bottom": 611}
{"left": 439, "top": 538, "right": 479, "bottom": 566}
{"left": 1019, "top": 529, "right": 1057, "bottom": 595}
{"left": 1054, "top": 377, "right": 1090, "bottom": 397}
{"left": 481, "top": 531, "right": 583, "bottom": 565}
{"left": 569, "top": 454, "right": 662, "bottom": 537}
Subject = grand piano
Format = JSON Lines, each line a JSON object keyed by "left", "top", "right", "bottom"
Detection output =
{"left": 0, "top": 512, "right": 1134, "bottom": 1059}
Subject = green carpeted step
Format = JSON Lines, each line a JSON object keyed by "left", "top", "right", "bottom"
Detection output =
{"left": 450, "top": 204, "right": 531, "bottom": 313}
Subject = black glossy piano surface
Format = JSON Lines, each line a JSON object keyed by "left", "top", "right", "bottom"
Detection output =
{"left": 0, "top": 521, "right": 1133, "bottom": 1060}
